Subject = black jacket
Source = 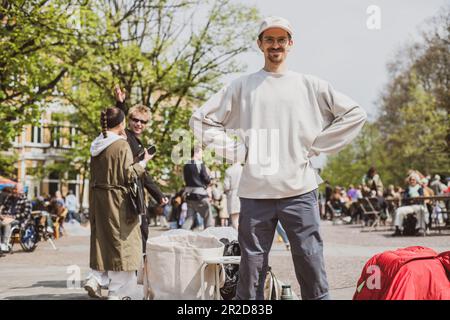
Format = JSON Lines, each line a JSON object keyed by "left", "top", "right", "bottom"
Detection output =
{"left": 183, "top": 160, "right": 211, "bottom": 189}
{"left": 116, "top": 100, "right": 164, "bottom": 203}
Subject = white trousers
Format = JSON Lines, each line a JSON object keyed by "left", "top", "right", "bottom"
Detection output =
{"left": 87, "top": 269, "right": 137, "bottom": 297}
{"left": 394, "top": 205, "right": 429, "bottom": 230}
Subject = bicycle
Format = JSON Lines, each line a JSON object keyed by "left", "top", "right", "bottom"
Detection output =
{"left": 3, "top": 211, "right": 57, "bottom": 254}
{"left": 5, "top": 216, "right": 39, "bottom": 253}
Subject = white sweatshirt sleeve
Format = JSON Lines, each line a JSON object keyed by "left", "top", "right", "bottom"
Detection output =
{"left": 189, "top": 84, "right": 247, "bottom": 163}
{"left": 308, "top": 80, "right": 367, "bottom": 157}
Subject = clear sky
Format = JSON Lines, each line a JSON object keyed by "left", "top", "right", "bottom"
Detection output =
{"left": 230, "top": 0, "right": 448, "bottom": 168}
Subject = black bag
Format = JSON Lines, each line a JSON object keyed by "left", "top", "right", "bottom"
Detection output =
{"left": 403, "top": 214, "right": 418, "bottom": 236}
{"left": 128, "top": 172, "right": 146, "bottom": 216}
{"left": 219, "top": 238, "right": 241, "bottom": 300}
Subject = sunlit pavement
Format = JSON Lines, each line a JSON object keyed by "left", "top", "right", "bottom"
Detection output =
{"left": 0, "top": 221, "right": 448, "bottom": 300}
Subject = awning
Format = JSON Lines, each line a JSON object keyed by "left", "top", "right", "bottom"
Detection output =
{"left": 0, "top": 176, "right": 17, "bottom": 191}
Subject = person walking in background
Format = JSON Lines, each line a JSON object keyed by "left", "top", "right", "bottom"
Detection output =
{"left": 223, "top": 162, "right": 243, "bottom": 229}
{"left": 430, "top": 175, "right": 446, "bottom": 195}
{"left": 182, "top": 146, "right": 214, "bottom": 230}
{"left": 65, "top": 190, "right": 79, "bottom": 222}
{"left": 50, "top": 191, "right": 68, "bottom": 236}
{"left": 33, "top": 195, "right": 54, "bottom": 234}
{"left": 211, "top": 182, "right": 227, "bottom": 227}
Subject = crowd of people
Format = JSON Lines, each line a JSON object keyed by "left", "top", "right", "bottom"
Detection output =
{"left": 320, "top": 167, "right": 450, "bottom": 234}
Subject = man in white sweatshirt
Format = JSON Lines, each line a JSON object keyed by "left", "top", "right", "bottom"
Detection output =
{"left": 190, "top": 16, "right": 367, "bottom": 300}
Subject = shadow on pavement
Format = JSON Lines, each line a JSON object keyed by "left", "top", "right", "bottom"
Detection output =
{"left": 382, "top": 232, "right": 450, "bottom": 238}
{"left": 11, "top": 280, "right": 71, "bottom": 290}
{"left": 3, "top": 293, "right": 90, "bottom": 300}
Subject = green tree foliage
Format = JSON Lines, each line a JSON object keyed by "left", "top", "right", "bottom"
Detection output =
{"left": 55, "top": 0, "right": 260, "bottom": 192}
{"left": 0, "top": 151, "right": 18, "bottom": 178}
{"left": 322, "top": 7, "right": 450, "bottom": 188}
{"left": 321, "top": 123, "right": 390, "bottom": 187}
{"left": 381, "top": 75, "right": 449, "bottom": 178}
{"left": 1, "top": 0, "right": 259, "bottom": 192}
{"left": 0, "top": 0, "right": 82, "bottom": 149}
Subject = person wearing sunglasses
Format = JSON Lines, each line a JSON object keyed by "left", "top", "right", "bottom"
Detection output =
{"left": 114, "top": 87, "right": 169, "bottom": 252}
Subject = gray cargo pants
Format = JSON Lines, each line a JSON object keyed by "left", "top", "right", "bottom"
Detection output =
{"left": 236, "top": 189, "right": 330, "bottom": 300}
{"left": 181, "top": 198, "right": 214, "bottom": 230}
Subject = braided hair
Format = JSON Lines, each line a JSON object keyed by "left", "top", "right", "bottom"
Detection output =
{"left": 99, "top": 107, "right": 125, "bottom": 138}
{"left": 101, "top": 110, "right": 108, "bottom": 138}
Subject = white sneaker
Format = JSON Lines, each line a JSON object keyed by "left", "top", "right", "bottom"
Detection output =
{"left": 0, "top": 243, "right": 8, "bottom": 252}
{"left": 46, "top": 226, "right": 54, "bottom": 233}
{"left": 84, "top": 278, "right": 102, "bottom": 298}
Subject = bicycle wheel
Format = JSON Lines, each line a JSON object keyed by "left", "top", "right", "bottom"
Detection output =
{"left": 6, "top": 226, "right": 20, "bottom": 253}
{"left": 20, "top": 223, "right": 39, "bottom": 252}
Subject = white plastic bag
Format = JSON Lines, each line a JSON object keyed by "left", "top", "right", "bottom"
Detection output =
{"left": 200, "top": 226, "right": 238, "bottom": 242}
{"left": 145, "top": 233, "right": 224, "bottom": 299}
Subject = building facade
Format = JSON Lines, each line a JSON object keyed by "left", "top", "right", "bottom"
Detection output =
{"left": 4, "top": 104, "right": 89, "bottom": 207}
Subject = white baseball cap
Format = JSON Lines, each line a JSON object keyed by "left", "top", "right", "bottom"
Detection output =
{"left": 258, "top": 16, "right": 294, "bottom": 38}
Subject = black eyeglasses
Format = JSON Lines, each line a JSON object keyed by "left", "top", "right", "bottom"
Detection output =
{"left": 131, "top": 117, "right": 148, "bottom": 125}
{"left": 262, "top": 37, "right": 289, "bottom": 47}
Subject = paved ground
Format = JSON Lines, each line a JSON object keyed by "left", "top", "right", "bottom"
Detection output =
{"left": 0, "top": 221, "right": 448, "bottom": 300}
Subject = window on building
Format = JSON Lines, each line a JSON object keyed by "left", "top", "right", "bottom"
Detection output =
{"left": 49, "top": 183, "right": 59, "bottom": 198}
{"left": 68, "top": 171, "right": 77, "bottom": 181}
{"left": 68, "top": 184, "right": 77, "bottom": 196}
{"left": 51, "top": 126, "right": 61, "bottom": 147}
{"left": 68, "top": 127, "right": 77, "bottom": 147}
{"left": 48, "top": 171, "right": 60, "bottom": 198}
{"left": 31, "top": 125, "right": 42, "bottom": 144}
{"left": 49, "top": 171, "right": 60, "bottom": 180}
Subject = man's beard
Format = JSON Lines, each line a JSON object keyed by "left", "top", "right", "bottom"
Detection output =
{"left": 268, "top": 49, "right": 284, "bottom": 63}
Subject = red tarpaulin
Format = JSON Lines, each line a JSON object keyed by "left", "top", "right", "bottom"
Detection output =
{"left": 353, "top": 246, "right": 450, "bottom": 300}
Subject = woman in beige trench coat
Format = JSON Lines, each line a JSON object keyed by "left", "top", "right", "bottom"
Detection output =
{"left": 84, "top": 107, "right": 152, "bottom": 299}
